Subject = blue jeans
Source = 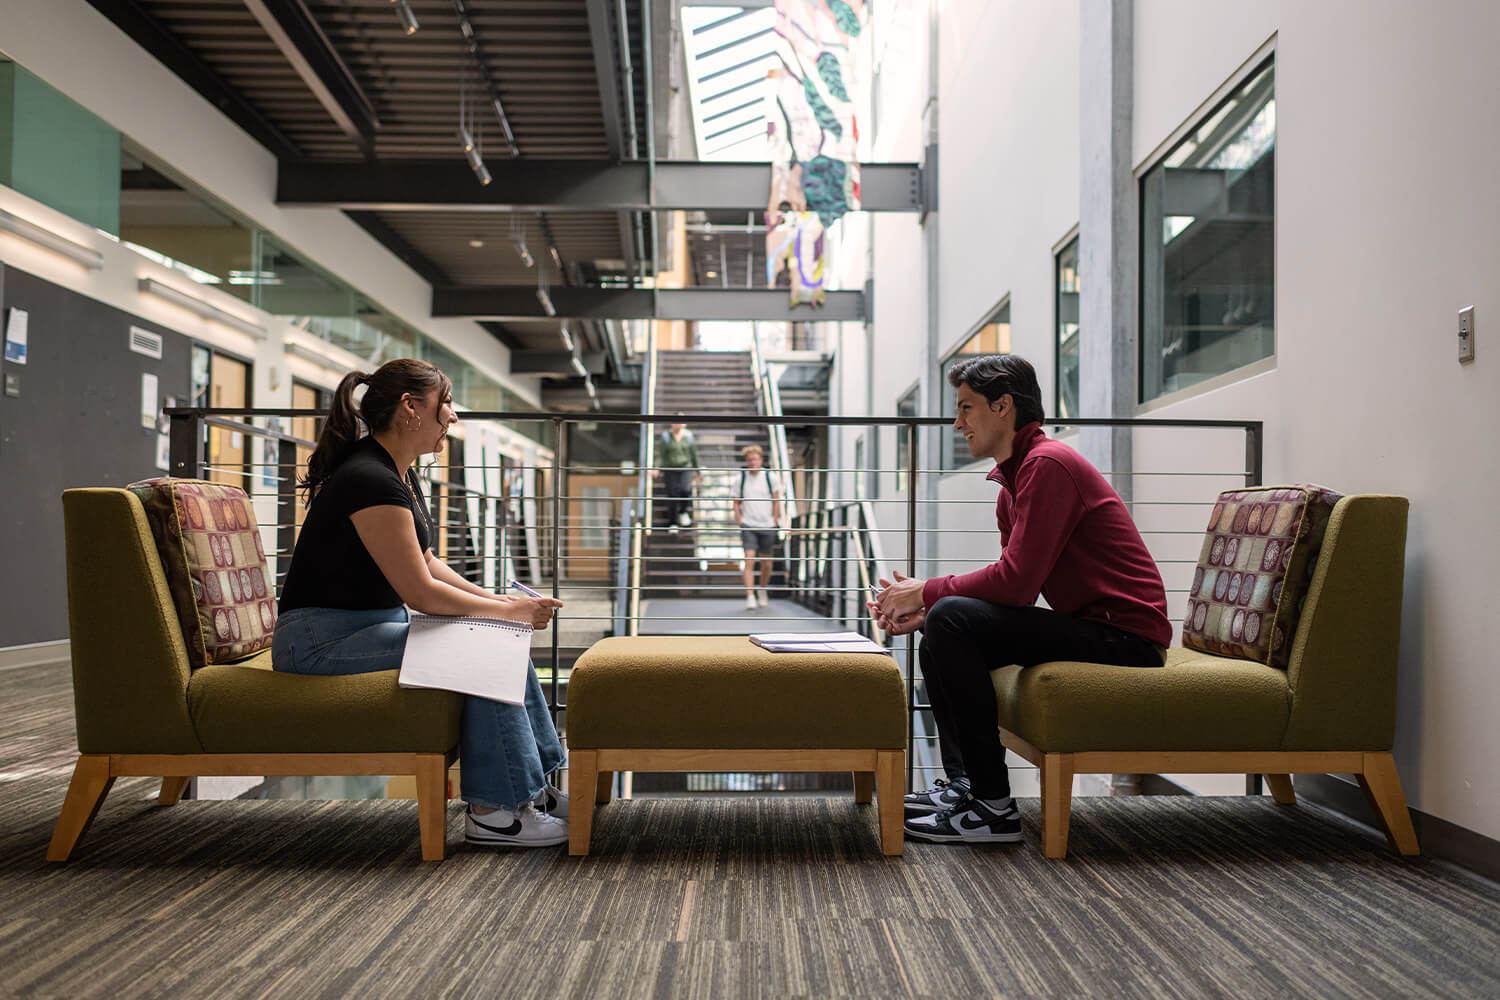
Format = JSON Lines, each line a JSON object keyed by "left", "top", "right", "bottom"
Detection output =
{"left": 272, "top": 606, "right": 564, "bottom": 810}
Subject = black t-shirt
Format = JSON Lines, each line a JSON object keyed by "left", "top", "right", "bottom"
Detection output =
{"left": 278, "top": 436, "right": 432, "bottom": 613}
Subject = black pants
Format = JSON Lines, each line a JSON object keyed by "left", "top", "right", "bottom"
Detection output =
{"left": 661, "top": 469, "right": 694, "bottom": 523}
{"left": 919, "top": 596, "right": 1164, "bottom": 799}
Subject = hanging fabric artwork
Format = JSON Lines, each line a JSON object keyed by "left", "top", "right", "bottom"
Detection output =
{"left": 767, "top": 0, "right": 865, "bottom": 306}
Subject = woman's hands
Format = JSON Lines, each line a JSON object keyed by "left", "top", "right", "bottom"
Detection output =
{"left": 496, "top": 595, "right": 565, "bottom": 630}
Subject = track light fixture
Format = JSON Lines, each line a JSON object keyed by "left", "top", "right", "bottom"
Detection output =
{"left": 536, "top": 286, "right": 556, "bottom": 317}
{"left": 510, "top": 215, "right": 533, "bottom": 268}
{"left": 392, "top": 0, "right": 419, "bottom": 35}
{"left": 457, "top": 81, "right": 491, "bottom": 186}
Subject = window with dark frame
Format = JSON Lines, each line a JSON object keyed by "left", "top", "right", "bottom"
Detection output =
{"left": 1140, "top": 59, "right": 1275, "bottom": 402}
{"left": 1055, "top": 237, "right": 1080, "bottom": 420}
{"left": 894, "top": 386, "right": 917, "bottom": 492}
{"left": 940, "top": 301, "right": 1011, "bottom": 470}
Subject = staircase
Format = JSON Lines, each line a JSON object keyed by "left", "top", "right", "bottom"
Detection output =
{"left": 644, "top": 350, "right": 780, "bottom": 598}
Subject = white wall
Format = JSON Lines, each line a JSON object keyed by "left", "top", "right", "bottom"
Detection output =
{"left": 0, "top": 0, "right": 540, "bottom": 407}
{"left": 1137, "top": 0, "right": 1500, "bottom": 838}
{"left": 855, "top": 0, "right": 1500, "bottom": 839}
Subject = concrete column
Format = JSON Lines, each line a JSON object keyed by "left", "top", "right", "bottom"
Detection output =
{"left": 1078, "top": 0, "right": 1135, "bottom": 501}
{"left": 918, "top": 0, "right": 941, "bottom": 575}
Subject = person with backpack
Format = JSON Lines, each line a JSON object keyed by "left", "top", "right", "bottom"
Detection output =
{"left": 733, "top": 444, "right": 782, "bottom": 610}
{"left": 651, "top": 418, "right": 701, "bottom": 530}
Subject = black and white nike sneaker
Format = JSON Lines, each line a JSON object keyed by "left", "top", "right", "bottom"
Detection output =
{"left": 903, "top": 777, "right": 970, "bottom": 817}
{"left": 533, "top": 784, "right": 569, "bottom": 818}
{"left": 903, "top": 795, "right": 1023, "bottom": 844}
{"left": 464, "top": 803, "right": 568, "bottom": 847}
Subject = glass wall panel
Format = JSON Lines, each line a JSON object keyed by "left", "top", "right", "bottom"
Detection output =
{"left": 940, "top": 302, "right": 1011, "bottom": 470}
{"left": 1141, "top": 61, "right": 1275, "bottom": 401}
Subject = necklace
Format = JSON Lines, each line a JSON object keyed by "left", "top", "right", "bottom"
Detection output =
{"left": 405, "top": 468, "right": 432, "bottom": 534}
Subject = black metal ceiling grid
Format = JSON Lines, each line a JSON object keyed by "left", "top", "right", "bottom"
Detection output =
{"left": 123, "top": 0, "right": 633, "bottom": 277}
{"left": 376, "top": 209, "right": 622, "bottom": 287}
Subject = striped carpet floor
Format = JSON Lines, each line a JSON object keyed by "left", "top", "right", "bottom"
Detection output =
{"left": 2, "top": 662, "right": 1498, "bottom": 999}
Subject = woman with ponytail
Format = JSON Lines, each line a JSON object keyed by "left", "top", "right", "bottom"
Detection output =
{"left": 276, "top": 358, "right": 571, "bottom": 848}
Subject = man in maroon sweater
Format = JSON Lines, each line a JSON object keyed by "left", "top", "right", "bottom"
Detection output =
{"left": 871, "top": 355, "right": 1170, "bottom": 844}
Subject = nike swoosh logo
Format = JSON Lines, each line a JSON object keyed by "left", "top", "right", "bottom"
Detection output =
{"left": 471, "top": 815, "right": 522, "bottom": 836}
{"left": 959, "top": 814, "right": 998, "bottom": 831}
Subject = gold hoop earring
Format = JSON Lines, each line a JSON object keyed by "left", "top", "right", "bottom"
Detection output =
{"left": 406, "top": 415, "right": 421, "bottom": 432}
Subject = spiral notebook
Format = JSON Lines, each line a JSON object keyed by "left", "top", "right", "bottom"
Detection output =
{"left": 748, "top": 631, "right": 886, "bottom": 653}
{"left": 399, "top": 613, "right": 534, "bottom": 704}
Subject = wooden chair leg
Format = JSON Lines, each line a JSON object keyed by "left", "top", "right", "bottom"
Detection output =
{"left": 1356, "top": 752, "right": 1420, "bottom": 856}
{"left": 47, "top": 755, "right": 115, "bottom": 862}
{"left": 875, "top": 750, "right": 904, "bottom": 856}
{"left": 158, "top": 776, "right": 191, "bottom": 806}
{"left": 569, "top": 750, "right": 599, "bottom": 857}
{"left": 853, "top": 771, "right": 874, "bottom": 804}
{"left": 1264, "top": 774, "right": 1296, "bottom": 805}
{"left": 1040, "top": 753, "right": 1075, "bottom": 859}
{"left": 414, "top": 754, "right": 447, "bottom": 862}
{"left": 595, "top": 770, "right": 613, "bottom": 805}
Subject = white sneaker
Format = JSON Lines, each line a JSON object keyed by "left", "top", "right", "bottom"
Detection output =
{"left": 533, "top": 784, "right": 568, "bottom": 818}
{"left": 757, "top": 590, "right": 770, "bottom": 607}
{"left": 677, "top": 513, "right": 691, "bottom": 527}
{"left": 745, "top": 594, "right": 759, "bottom": 610}
{"left": 464, "top": 803, "right": 568, "bottom": 847}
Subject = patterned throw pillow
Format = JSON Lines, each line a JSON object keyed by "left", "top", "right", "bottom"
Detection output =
{"left": 126, "top": 478, "right": 276, "bottom": 666}
{"left": 1181, "top": 484, "right": 1343, "bottom": 668}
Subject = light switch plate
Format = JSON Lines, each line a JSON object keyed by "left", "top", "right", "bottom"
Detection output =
{"left": 1459, "top": 305, "right": 1476, "bottom": 363}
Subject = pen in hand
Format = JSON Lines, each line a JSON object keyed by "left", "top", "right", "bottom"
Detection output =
{"left": 508, "top": 579, "right": 544, "bottom": 599}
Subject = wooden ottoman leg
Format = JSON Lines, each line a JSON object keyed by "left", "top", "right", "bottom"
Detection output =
{"left": 1264, "top": 774, "right": 1296, "bottom": 805}
{"left": 853, "top": 771, "right": 874, "bottom": 804}
{"left": 158, "top": 776, "right": 191, "bottom": 806}
{"left": 47, "top": 755, "right": 115, "bottom": 862}
{"left": 875, "top": 750, "right": 904, "bottom": 856}
{"left": 1357, "top": 752, "right": 1420, "bottom": 856}
{"left": 595, "top": 770, "right": 614, "bottom": 805}
{"left": 569, "top": 750, "right": 599, "bottom": 857}
{"left": 415, "top": 754, "right": 447, "bottom": 862}
{"left": 1040, "top": 753, "right": 1075, "bottom": 859}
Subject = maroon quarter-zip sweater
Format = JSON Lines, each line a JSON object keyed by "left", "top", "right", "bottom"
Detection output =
{"left": 921, "top": 422, "right": 1172, "bottom": 647}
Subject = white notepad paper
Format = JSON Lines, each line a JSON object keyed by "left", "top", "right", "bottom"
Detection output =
{"left": 399, "top": 613, "right": 534, "bottom": 704}
{"left": 749, "top": 631, "right": 887, "bottom": 654}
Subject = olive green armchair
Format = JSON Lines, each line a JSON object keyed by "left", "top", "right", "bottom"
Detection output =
{"left": 47, "top": 488, "right": 464, "bottom": 862}
{"left": 992, "top": 494, "right": 1420, "bottom": 859}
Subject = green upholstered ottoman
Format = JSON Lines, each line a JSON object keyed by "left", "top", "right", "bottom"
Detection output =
{"left": 566, "top": 635, "right": 908, "bottom": 856}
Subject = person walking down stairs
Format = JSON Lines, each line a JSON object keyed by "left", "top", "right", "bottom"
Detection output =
{"left": 733, "top": 445, "right": 782, "bottom": 610}
{"left": 652, "top": 418, "right": 701, "bottom": 531}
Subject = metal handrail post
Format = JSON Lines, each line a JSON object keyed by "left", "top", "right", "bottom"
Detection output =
{"left": 905, "top": 419, "right": 918, "bottom": 792}
{"left": 550, "top": 417, "right": 564, "bottom": 721}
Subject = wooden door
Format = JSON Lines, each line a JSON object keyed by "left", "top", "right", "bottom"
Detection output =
{"left": 207, "top": 354, "right": 250, "bottom": 492}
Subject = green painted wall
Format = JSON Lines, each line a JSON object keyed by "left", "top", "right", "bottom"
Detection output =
{"left": 0, "top": 60, "right": 120, "bottom": 235}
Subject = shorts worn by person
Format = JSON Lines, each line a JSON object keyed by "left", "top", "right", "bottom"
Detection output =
{"left": 870, "top": 355, "right": 1170, "bottom": 845}
{"left": 275, "top": 359, "right": 569, "bottom": 848}
{"left": 734, "top": 445, "right": 781, "bottom": 609}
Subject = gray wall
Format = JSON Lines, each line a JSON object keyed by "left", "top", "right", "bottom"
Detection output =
{"left": 0, "top": 263, "right": 193, "bottom": 644}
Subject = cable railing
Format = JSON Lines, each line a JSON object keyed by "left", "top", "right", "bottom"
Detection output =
{"left": 168, "top": 407, "right": 1262, "bottom": 792}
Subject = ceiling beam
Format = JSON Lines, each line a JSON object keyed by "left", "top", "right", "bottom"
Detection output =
{"left": 344, "top": 211, "right": 451, "bottom": 289}
{"left": 278, "top": 160, "right": 923, "bottom": 213}
{"left": 510, "top": 351, "right": 608, "bottom": 376}
{"left": 433, "top": 287, "right": 865, "bottom": 322}
{"left": 85, "top": 0, "right": 301, "bottom": 160}
{"left": 241, "top": 0, "right": 381, "bottom": 157}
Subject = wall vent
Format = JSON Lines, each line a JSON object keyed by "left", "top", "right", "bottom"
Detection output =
{"left": 128, "top": 326, "right": 163, "bottom": 360}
